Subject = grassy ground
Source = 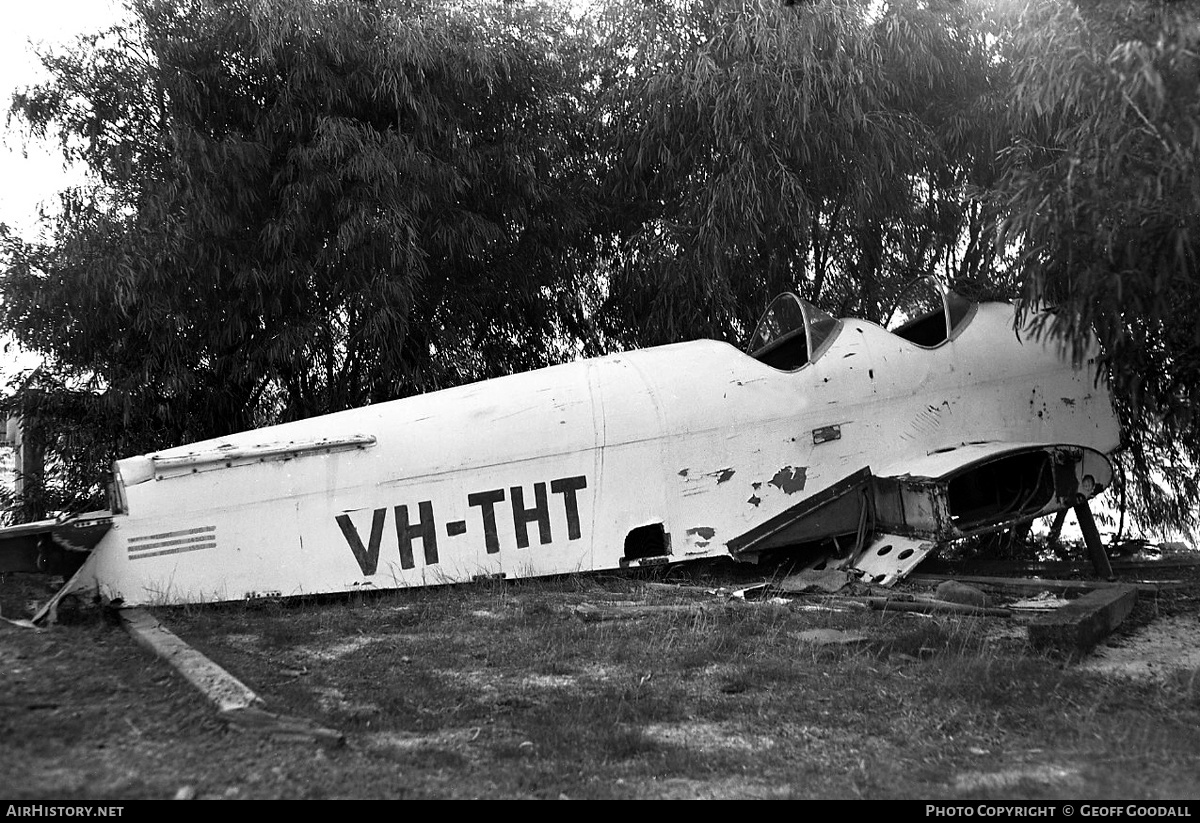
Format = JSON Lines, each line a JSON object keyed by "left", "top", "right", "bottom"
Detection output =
{"left": 1, "top": 560, "right": 1198, "bottom": 799}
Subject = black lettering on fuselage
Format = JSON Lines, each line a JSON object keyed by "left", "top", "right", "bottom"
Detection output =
{"left": 336, "top": 474, "right": 590, "bottom": 574}
{"left": 395, "top": 501, "right": 438, "bottom": 568}
{"left": 511, "top": 482, "right": 551, "bottom": 549}
{"left": 337, "top": 509, "right": 386, "bottom": 576}
{"left": 551, "top": 475, "right": 588, "bottom": 540}
{"left": 467, "top": 489, "right": 506, "bottom": 554}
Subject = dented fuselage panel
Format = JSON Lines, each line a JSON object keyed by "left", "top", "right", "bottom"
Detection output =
{"left": 66, "top": 296, "right": 1119, "bottom": 606}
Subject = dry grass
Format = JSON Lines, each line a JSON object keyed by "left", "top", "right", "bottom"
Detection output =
{"left": 3, "top": 564, "right": 1199, "bottom": 798}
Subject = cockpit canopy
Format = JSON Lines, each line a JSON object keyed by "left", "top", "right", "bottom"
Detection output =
{"left": 747, "top": 287, "right": 977, "bottom": 371}
{"left": 888, "top": 288, "right": 976, "bottom": 348}
{"left": 746, "top": 293, "right": 841, "bottom": 371}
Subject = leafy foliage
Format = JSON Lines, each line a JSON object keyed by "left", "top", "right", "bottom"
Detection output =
{"left": 2, "top": 0, "right": 1199, "bottom": 537}
{"left": 3, "top": 0, "right": 602, "bottom": 510}
{"left": 591, "top": 0, "right": 1007, "bottom": 348}
{"left": 996, "top": 0, "right": 1200, "bottom": 534}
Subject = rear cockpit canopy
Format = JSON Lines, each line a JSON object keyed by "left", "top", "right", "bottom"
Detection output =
{"left": 747, "top": 293, "right": 841, "bottom": 371}
{"left": 887, "top": 287, "right": 976, "bottom": 347}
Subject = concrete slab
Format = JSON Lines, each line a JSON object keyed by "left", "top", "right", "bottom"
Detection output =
{"left": 120, "top": 607, "right": 344, "bottom": 744}
{"left": 1027, "top": 585, "right": 1138, "bottom": 655}
{"left": 120, "top": 607, "right": 262, "bottom": 713}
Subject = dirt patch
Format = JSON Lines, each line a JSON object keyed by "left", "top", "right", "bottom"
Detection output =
{"left": 953, "top": 764, "right": 1084, "bottom": 794}
{"left": 1081, "top": 616, "right": 1200, "bottom": 681}
{"left": 641, "top": 721, "right": 776, "bottom": 753}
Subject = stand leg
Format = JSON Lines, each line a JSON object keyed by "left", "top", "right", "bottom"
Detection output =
{"left": 1073, "top": 498, "right": 1115, "bottom": 581}
{"left": 1047, "top": 509, "right": 1068, "bottom": 547}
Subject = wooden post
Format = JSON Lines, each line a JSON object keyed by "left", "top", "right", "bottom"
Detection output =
{"left": 14, "top": 409, "right": 46, "bottom": 523}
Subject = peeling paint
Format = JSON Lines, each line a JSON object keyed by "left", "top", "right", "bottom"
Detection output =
{"left": 687, "top": 526, "right": 716, "bottom": 540}
{"left": 678, "top": 468, "right": 689, "bottom": 477}
{"left": 747, "top": 495, "right": 761, "bottom": 507}
{"left": 715, "top": 468, "right": 735, "bottom": 484}
{"left": 769, "top": 466, "right": 808, "bottom": 494}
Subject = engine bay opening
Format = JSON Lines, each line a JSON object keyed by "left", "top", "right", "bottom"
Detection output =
{"left": 947, "top": 451, "right": 1056, "bottom": 530}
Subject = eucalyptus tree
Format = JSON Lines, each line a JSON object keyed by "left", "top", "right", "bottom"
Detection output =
{"left": 996, "top": 0, "right": 1200, "bottom": 534}
{"left": 1, "top": 0, "right": 602, "bottom": 511}
{"left": 590, "top": 0, "right": 1006, "bottom": 349}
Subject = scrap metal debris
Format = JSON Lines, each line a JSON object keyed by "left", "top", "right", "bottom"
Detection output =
{"left": 1008, "top": 592, "right": 1072, "bottom": 611}
{"left": 777, "top": 568, "right": 856, "bottom": 594}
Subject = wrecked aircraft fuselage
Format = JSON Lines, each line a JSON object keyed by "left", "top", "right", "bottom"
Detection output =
{"left": 7, "top": 292, "right": 1120, "bottom": 607}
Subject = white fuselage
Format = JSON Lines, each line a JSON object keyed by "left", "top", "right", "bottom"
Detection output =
{"left": 79, "top": 303, "right": 1120, "bottom": 605}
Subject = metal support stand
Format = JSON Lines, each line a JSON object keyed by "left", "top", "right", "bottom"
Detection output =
{"left": 1046, "top": 508, "right": 1068, "bottom": 547}
{"left": 1007, "top": 519, "right": 1034, "bottom": 554}
{"left": 1073, "top": 497, "right": 1115, "bottom": 581}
